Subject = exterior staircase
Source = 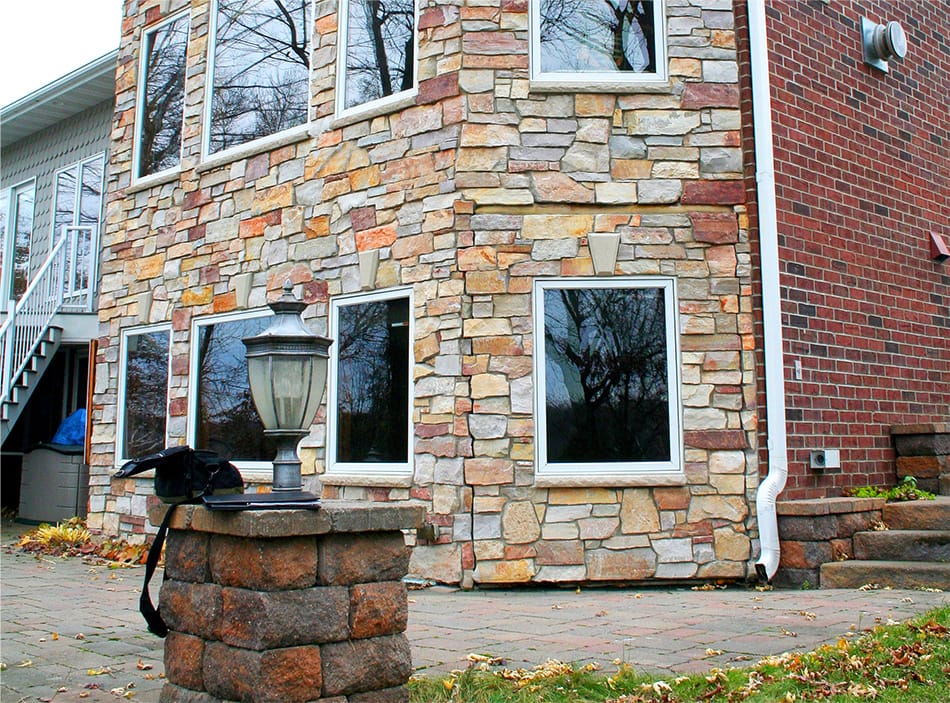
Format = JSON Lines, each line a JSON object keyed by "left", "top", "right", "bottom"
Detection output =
{"left": 0, "top": 325, "right": 63, "bottom": 442}
{"left": 821, "top": 497, "right": 950, "bottom": 589}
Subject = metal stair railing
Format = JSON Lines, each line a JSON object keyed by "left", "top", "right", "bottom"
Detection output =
{"left": 1, "top": 232, "right": 70, "bottom": 404}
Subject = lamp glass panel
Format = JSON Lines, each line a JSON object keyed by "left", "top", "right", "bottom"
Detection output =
{"left": 246, "top": 354, "right": 278, "bottom": 428}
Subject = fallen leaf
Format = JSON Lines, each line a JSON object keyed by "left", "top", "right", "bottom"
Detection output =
{"left": 596, "top": 610, "right": 609, "bottom": 617}
{"left": 17, "top": 659, "right": 33, "bottom": 667}
{"left": 52, "top": 632, "right": 59, "bottom": 640}
{"left": 136, "top": 660, "right": 153, "bottom": 671}
{"left": 87, "top": 667, "right": 113, "bottom": 676}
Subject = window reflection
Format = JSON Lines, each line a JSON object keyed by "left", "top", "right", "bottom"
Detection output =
{"left": 336, "top": 297, "right": 410, "bottom": 462}
{"left": 342, "top": 0, "right": 415, "bottom": 111}
{"left": 209, "top": 0, "right": 311, "bottom": 153}
{"left": 543, "top": 286, "right": 670, "bottom": 463}
{"left": 196, "top": 316, "right": 277, "bottom": 461}
{"left": 539, "top": 0, "right": 658, "bottom": 74}
{"left": 11, "top": 185, "right": 34, "bottom": 301}
{"left": 123, "top": 330, "right": 170, "bottom": 458}
{"left": 140, "top": 14, "right": 188, "bottom": 177}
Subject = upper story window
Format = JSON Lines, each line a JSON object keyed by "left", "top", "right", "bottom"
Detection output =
{"left": 136, "top": 12, "right": 189, "bottom": 179}
{"left": 531, "top": 0, "right": 667, "bottom": 84}
{"left": 2, "top": 181, "right": 35, "bottom": 301}
{"left": 533, "top": 278, "right": 682, "bottom": 479}
{"left": 118, "top": 325, "right": 172, "bottom": 462}
{"left": 207, "top": 0, "right": 312, "bottom": 156}
{"left": 337, "top": 0, "right": 417, "bottom": 115}
{"left": 52, "top": 154, "right": 105, "bottom": 302}
{"left": 327, "top": 288, "right": 413, "bottom": 475}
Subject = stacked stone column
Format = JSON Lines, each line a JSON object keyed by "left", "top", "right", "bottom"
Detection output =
{"left": 153, "top": 502, "right": 423, "bottom": 703}
{"left": 892, "top": 424, "right": 950, "bottom": 496}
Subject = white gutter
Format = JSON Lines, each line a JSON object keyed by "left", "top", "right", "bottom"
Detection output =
{"left": 748, "top": 0, "right": 789, "bottom": 582}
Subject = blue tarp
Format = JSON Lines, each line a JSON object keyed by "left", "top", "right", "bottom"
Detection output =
{"left": 50, "top": 409, "right": 86, "bottom": 446}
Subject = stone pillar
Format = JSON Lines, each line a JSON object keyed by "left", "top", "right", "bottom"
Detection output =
{"left": 151, "top": 501, "right": 424, "bottom": 703}
{"left": 892, "top": 423, "right": 950, "bottom": 496}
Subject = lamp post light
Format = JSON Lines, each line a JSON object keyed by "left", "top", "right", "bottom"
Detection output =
{"left": 242, "top": 281, "right": 332, "bottom": 504}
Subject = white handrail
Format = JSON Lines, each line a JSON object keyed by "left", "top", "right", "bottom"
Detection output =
{"left": 0, "top": 233, "right": 69, "bottom": 403}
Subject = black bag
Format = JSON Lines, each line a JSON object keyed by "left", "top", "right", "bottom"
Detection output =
{"left": 115, "top": 446, "right": 244, "bottom": 637}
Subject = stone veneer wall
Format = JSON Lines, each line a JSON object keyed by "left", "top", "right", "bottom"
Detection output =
{"left": 155, "top": 502, "right": 422, "bottom": 703}
{"left": 774, "top": 497, "right": 885, "bottom": 589}
{"left": 91, "top": 0, "right": 761, "bottom": 585}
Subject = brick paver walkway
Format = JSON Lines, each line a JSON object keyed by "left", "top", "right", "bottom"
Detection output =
{"left": 2, "top": 520, "right": 946, "bottom": 702}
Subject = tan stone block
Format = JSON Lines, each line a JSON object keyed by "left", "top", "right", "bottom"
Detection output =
{"left": 409, "top": 543, "right": 461, "bottom": 584}
{"left": 474, "top": 496, "right": 508, "bottom": 513}
{"left": 503, "top": 501, "right": 542, "bottom": 544}
{"left": 708, "top": 450, "right": 746, "bottom": 474}
{"left": 460, "top": 123, "right": 521, "bottom": 147}
{"left": 611, "top": 159, "right": 652, "bottom": 180}
{"left": 548, "top": 488, "right": 619, "bottom": 505}
{"left": 252, "top": 183, "right": 294, "bottom": 213}
{"left": 586, "top": 548, "right": 655, "bottom": 580}
{"left": 595, "top": 182, "right": 638, "bottom": 204}
{"left": 522, "top": 214, "right": 593, "bottom": 240}
{"left": 181, "top": 286, "right": 214, "bottom": 307}
{"left": 474, "top": 540, "right": 505, "bottom": 560}
{"left": 620, "top": 490, "right": 660, "bottom": 534}
{"left": 464, "top": 458, "right": 514, "bottom": 485}
{"left": 475, "top": 559, "right": 534, "bottom": 583}
{"left": 471, "top": 373, "right": 509, "bottom": 399}
{"left": 510, "top": 442, "right": 534, "bottom": 461}
{"left": 532, "top": 172, "right": 594, "bottom": 203}
{"left": 576, "top": 93, "right": 615, "bottom": 117}
{"left": 136, "top": 254, "right": 164, "bottom": 280}
{"left": 713, "top": 528, "right": 750, "bottom": 561}
{"left": 670, "top": 58, "right": 702, "bottom": 78}
{"left": 579, "top": 517, "right": 619, "bottom": 540}
{"left": 457, "top": 147, "right": 508, "bottom": 171}
{"left": 466, "top": 270, "right": 507, "bottom": 293}
{"left": 686, "top": 495, "right": 748, "bottom": 523}
{"left": 706, "top": 245, "right": 738, "bottom": 276}
{"left": 464, "top": 318, "right": 512, "bottom": 337}
{"left": 458, "top": 246, "right": 498, "bottom": 271}
{"left": 710, "top": 473, "right": 745, "bottom": 495}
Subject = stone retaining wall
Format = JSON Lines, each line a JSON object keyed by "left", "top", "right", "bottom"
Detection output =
{"left": 774, "top": 497, "right": 885, "bottom": 589}
{"left": 154, "top": 502, "right": 423, "bottom": 703}
{"left": 892, "top": 423, "right": 950, "bottom": 496}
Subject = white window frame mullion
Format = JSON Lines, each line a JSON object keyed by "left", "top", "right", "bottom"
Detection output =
{"left": 326, "top": 285, "right": 415, "bottom": 477}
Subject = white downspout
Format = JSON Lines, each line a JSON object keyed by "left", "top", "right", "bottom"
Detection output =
{"left": 748, "top": 0, "right": 789, "bottom": 582}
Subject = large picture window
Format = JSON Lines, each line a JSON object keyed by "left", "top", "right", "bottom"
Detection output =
{"left": 531, "top": 0, "right": 666, "bottom": 83}
{"left": 118, "top": 326, "right": 171, "bottom": 461}
{"left": 189, "top": 312, "right": 276, "bottom": 469}
{"left": 136, "top": 12, "right": 189, "bottom": 178}
{"left": 207, "top": 0, "right": 312, "bottom": 155}
{"left": 337, "top": 0, "right": 417, "bottom": 115}
{"left": 327, "top": 289, "right": 412, "bottom": 474}
{"left": 534, "top": 278, "right": 681, "bottom": 477}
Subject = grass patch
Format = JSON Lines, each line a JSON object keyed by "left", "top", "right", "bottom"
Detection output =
{"left": 843, "top": 476, "right": 936, "bottom": 502}
{"left": 409, "top": 606, "right": 950, "bottom": 702}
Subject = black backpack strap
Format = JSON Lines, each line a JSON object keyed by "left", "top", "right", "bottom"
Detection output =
{"left": 140, "top": 504, "right": 176, "bottom": 638}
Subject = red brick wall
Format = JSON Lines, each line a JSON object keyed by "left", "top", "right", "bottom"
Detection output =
{"left": 738, "top": 0, "right": 950, "bottom": 499}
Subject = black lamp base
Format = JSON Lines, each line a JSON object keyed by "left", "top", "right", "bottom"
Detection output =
{"left": 203, "top": 490, "right": 320, "bottom": 511}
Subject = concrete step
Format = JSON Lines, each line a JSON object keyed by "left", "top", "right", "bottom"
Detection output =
{"left": 883, "top": 497, "right": 950, "bottom": 530}
{"left": 821, "top": 560, "right": 950, "bottom": 590}
{"left": 853, "top": 530, "right": 950, "bottom": 562}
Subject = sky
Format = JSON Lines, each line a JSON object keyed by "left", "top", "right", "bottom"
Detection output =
{"left": 0, "top": 0, "right": 124, "bottom": 106}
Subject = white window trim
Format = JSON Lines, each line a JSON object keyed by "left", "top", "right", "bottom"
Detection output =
{"left": 334, "top": 0, "right": 419, "bottom": 121}
{"left": 202, "top": 0, "right": 316, "bottom": 163}
{"left": 529, "top": 0, "right": 668, "bottom": 87}
{"left": 326, "top": 286, "right": 415, "bottom": 478}
{"left": 532, "top": 276, "right": 683, "bottom": 480}
{"left": 0, "top": 186, "right": 11, "bottom": 302}
{"left": 116, "top": 323, "right": 173, "bottom": 466}
{"left": 3, "top": 179, "right": 36, "bottom": 302}
{"left": 51, "top": 153, "right": 106, "bottom": 240}
{"left": 188, "top": 307, "right": 272, "bottom": 477}
{"left": 133, "top": 11, "right": 190, "bottom": 184}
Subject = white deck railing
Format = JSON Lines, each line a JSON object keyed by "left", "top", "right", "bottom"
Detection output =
{"left": 1, "top": 226, "right": 96, "bottom": 403}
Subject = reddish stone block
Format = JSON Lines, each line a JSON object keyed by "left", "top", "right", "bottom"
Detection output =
{"left": 160, "top": 580, "right": 222, "bottom": 640}
{"left": 350, "top": 206, "right": 377, "bottom": 232}
{"left": 682, "top": 180, "right": 746, "bottom": 205}
{"left": 654, "top": 487, "right": 691, "bottom": 510}
{"left": 355, "top": 224, "right": 398, "bottom": 251}
{"left": 684, "top": 430, "right": 748, "bottom": 449}
{"left": 321, "top": 634, "right": 412, "bottom": 697}
{"left": 692, "top": 212, "right": 739, "bottom": 244}
{"left": 681, "top": 83, "right": 740, "bottom": 109}
{"left": 897, "top": 455, "right": 948, "bottom": 478}
{"left": 164, "top": 632, "right": 204, "bottom": 691}
{"left": 209, "top": 535, "right": 318, "bottom": 591}
{"left": 318, "top": 533, "right": 409, "bottom": 586}
{"left": 350, "top": 582, "right": 408, "bottom": 639}
{"left": 203, "top": 642, "right": 322, "bottom": 703}
{"left": 535, "top": 540, "right": 584, "bottom": 566}
{"left": 418, "top": 72, "right": 459, "bottom": 104}
{"left": 164, "top": 530, "right": 210, "bottom": 583}
{"left": 220, "top": 586, "right": 348, "bottom": 650}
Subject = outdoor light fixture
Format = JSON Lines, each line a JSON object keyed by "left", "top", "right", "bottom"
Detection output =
{"left": 225, "top": 281, "right": 332, "bottom": 507}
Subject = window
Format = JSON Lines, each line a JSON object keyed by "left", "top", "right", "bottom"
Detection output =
{"left": 327, "top": 289, "right": 412, "bottom": 474}
{"left": 531, "top": 0, "right": 666, "bottom": 84}
{"left": 3, "top": 181, "right": 35, "bottom": 301}
{"left": 207, "top": 0, "right": 312, "bottom": 155}
{"left": 533, "top": 278, "right": 682, "bottom": 477}
{"left": 136, "top": 12, "right": 189, "bottom": 178}
{"left": 189, "top": 311, "right": 276, "bottom": 470}
{"left": 118, "top": 326, "right": 172, "bottom": 461}
{"left": 337, "top": 0, "right": 417, "bottom": 115}
{"left": 52, "top": 154, "right": 105, "bottom": 303}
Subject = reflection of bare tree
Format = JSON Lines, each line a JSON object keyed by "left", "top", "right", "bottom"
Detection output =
{"left": 125, "top": 332, "right": 170, "bottom": 457}
{"left": 196, "top": 319, "right": 275, "bottom": 461}
{"left": 336, "top": 299, "right": 409, "bottom": 462}
{"left": 140, "top": 15, "right": 187, "bottom": 176}
{"left": 539, "top": 0, "right": 656, "bottom": 73}
{"left": 343, "top": 0, "right": 415, "bottom": 109}
{"left": 544, "top": 287, "right": 670, "bottom": 462}
{"left": 210, "top": 0, "right": 311, "bottom": 153}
